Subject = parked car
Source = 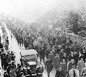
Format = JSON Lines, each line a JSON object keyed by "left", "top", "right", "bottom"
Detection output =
{"left": 20, "top": 49, "right": 43, "bottom": 77}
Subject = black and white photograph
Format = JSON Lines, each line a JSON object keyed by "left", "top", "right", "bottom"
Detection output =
{"left": 0, "top": 0, "right": 86, "bottom": 77}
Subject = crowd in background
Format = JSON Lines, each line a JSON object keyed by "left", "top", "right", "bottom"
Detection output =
{"left": 2, "top": 18, "right": 86, "bottom": 77}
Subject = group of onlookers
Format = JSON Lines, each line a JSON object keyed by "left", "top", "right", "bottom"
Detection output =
{"left": 0, "top": 30, "right": 26, "bottom": 77}
{"left": 0, "top": 49, "right": 29, "bottom": 77}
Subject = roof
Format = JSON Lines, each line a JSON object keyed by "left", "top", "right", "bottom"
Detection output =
{"left": 27, "top": 61, "right": 36, "bottom": 65}
{"left": 20, "top": 49, "right": 38, "bottom": 56}
{"left": 22, "top": 55, "right": 37, "bottom": 61}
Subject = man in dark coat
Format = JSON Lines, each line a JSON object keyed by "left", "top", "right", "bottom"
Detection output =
{"left": 53, "top": 54, "right": 60, "bottom": 70}
{"left": 1, "top": 53, "right": 6, "bottom": 69}
{"left": 55, "top": 65, "right": 65, "bottom": 77}
{"left": 5, "top": 37, "right": 9, "bottom": 50}
{"left": 67, "top": 59, "right": 75, "bottom": 71}
{"left": 0, "top": 42, "right": 3, "bottom": 49}
{"left": 4, "top": 72, "right": 9, "bottom": 77}
{"left": 60, "top": 59, "right": 67, "bottom": 77}
{"left": 46, "top": 59, "right": 53, "bottom": 77}
{"left": 68, "top": 52, "right": 74, "bottom": 61}
{"left": 61, "top": 52, "right": 67, "bottom": 63}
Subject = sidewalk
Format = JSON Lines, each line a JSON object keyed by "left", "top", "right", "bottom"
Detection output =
{"left": 3, "top": 22, "right": 21, "bottom": 64}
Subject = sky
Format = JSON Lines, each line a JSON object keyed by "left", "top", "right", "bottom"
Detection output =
{"left": 0, "top": 0, "right": 85, "bottom": 21}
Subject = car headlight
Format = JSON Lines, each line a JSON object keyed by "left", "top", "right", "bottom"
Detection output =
{"left": 27, "top": 67, "right": 30, "bottom": 69}
{"left": 37, "top": 65, "right": 39, "bottom": 68}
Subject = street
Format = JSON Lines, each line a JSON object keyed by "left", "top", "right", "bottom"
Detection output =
{"left": 1, "top": 22, "right": 56, "bottom": 77}
{"left": 0, "top": 1, "right": 86, "bottom": 77}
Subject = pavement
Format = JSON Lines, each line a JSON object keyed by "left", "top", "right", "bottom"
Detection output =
{"left": 3, "top": 22, "right": 21, "bottom": 64}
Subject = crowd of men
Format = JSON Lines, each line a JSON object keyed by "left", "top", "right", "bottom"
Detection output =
{"left": 10, "top": 27, "right": 86, "bottom": 77}
{"left": 5, "top": 19, "right": 86, "bottom": 77}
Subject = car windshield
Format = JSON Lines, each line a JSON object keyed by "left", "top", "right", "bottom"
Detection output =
{"left": 30, "top": 65, "right": 36, "bottom": 70}
{"left": 22, "top": 55, "right": 37, "bottom": 61}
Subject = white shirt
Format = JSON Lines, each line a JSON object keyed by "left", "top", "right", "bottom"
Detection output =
{"left": 75, "top": 69, "right": 80, "bottom": 77}
{"left": 69, "top": 68, "right": 75, "bottom": 77}
{"left": 69, "top": 68, "right": 80, "bottom": 77}
{"left": 85, "top": 62, "right": 86, "bottom": 67}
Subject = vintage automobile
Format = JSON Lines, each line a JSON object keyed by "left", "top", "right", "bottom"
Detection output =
{"left": 27, "top": 61, "right": 37, "bottom": 76}
{"left": 20, "top": 49, "right": 38, "bottom": 64}
{"left": 20, "top": 49, "right": 43, "bottom": 77}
